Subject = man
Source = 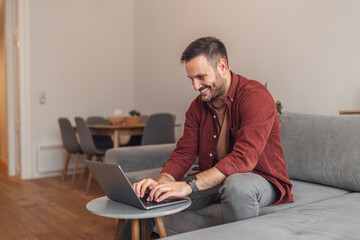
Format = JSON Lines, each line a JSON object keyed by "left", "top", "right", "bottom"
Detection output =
{"left": 134, "top": 36, "right": 293, "bottom": 226}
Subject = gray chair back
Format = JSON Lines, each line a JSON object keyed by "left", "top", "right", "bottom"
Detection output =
{"left": 75, "top": 117, "right": 106, "bottom": 156}
{"left": 141, "top": 113, "right": 175, "bottom": 145}
{"left": 86, "top": 116, "right": 114, "bottom": 148}
{"left": 86, "top": 116, "right": 112, "bottom": 125}
{"left": 58, "top": 118, "right": 82, "bottom": 153}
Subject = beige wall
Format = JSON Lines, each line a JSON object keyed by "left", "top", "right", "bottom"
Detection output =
{"left": 27, "top": 0, "right": 135, "bottom": 178}
{"left": 0, "top": 0, "right": 7, "bottom": 165}
{"left": 10, "top": 0, "right": 360, "bottom": 178}
{"left": 134, "top": 0, "right": 360, "bottom": 136}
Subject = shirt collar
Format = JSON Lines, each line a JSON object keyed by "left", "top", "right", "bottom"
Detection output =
{"left": 226, "top": 70, "right": 239, "bottom": 103}
{"left": 206, "top": 70, "right": 239, "bottom": 109}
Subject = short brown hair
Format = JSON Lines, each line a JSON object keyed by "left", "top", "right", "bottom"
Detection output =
{"left": 180, "top": 37, "right": 228, "bottom": 69}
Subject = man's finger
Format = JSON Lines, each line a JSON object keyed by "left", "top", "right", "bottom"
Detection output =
{"left": 153, "top": 185, "right": 171, "bottom": 201}
{"left": 148, "top": 183, "right": 163, "bottom": 201}
{"left": 140, "top": 179, "right": 152, "bottom": 198}
{"left": 156, "top": 191, "right": 174, "bottom": 202}
{"left": 133, "top": 179, "right": 144, "bottom": 196}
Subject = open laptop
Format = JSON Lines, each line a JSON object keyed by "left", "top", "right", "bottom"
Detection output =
{"left": 85, "top": 160, "right": 188, "bottom": 210}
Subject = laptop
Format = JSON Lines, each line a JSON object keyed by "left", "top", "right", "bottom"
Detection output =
{"left": 85, "top": 160, "right": 188, "bottom": 210}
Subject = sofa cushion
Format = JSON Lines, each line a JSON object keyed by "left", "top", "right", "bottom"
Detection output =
{"left": 163, "top": 193, "right": 360, "bottom": 240}
{"left": 125, "top": 167, "right": 162, "bottom": 183}
{"left": 280, "top": 112, "right": 360, "bottom": 191}
{"left": 259, "top": 180, "right": 350, "bottom": 215}
{"left": 163, "top": 179, "right": 350, "bottom": 234}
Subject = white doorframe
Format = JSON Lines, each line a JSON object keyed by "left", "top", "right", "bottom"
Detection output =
{"left": 18, "top": 0, "right": 32, "bottom": 179}
{"left": 6, "top": 0, "right": 31, "bottom": 178}
{"left": 5, "top": 0, "right": 15, "bottom": 176}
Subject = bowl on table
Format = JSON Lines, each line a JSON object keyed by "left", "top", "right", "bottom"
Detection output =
{"left": 107, "top": 116, "right": 126, "bottom": 125}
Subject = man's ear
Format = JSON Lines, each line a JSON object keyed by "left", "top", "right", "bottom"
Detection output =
{"left": 217, "top": 58, "right": 228, "bottom": 75}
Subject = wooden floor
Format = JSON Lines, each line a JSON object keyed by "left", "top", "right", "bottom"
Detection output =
{"left": 0, "top": 163, "right": 116, "bottom": 240}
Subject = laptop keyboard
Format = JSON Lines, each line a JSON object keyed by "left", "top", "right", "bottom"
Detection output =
{"left": 140, "top": 194, "right": 160, "bottom": 208}
{"left": 139, "top": 193, "right": 186, "bottom": 209}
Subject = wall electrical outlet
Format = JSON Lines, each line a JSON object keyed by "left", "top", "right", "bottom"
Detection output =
{"left": 39, "top": 92, "right": 46, "bottom": 104}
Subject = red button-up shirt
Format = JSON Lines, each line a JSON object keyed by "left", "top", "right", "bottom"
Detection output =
{"left": 162, "top": 72, "right": 293, "bottom": 205}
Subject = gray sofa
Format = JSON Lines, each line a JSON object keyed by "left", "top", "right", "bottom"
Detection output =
{"left": 105, "top": 112, "right": 360, "bottom": 239}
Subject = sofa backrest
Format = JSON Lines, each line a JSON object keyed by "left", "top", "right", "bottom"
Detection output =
{"left": 279, "top": 112, "right": 360, "bottom": 192}
{"left": 105, "top": 143, "right": 176, "bottom": 172}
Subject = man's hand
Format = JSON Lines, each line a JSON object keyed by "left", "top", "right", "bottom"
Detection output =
{"left": 132, "top": 168, "right": 226, "bottom": 202}
{"left": 132, "top": 172, "right": 176, "bottom": 199}
{"left": 148, "top": 181, "right": 192, "bottom": 202}
{"left": 147, "top": 167, "right": 226, "bottom": 202}
{"left": 132, "top": 178, "right": 158, "bottom": 198}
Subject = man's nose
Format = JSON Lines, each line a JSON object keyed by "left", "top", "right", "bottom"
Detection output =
{"left": 192, "top": 79, "right": 202, "bottom": 91}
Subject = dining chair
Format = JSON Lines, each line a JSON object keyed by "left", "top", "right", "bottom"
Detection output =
{"left": 75, "top": 117, "right": 112, "bottom": 194}
{"left": 86, "top": 116, "right": 114, "bottom": 148}
{"left": 58, "top": 118, "right": 83, "bottom": 187}
{"left": 141, "top": 113, "right": 175, "bottom": 145}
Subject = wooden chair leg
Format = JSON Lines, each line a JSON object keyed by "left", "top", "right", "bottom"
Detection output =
{"left": 77, "top": 163, "right": 87, "bottom": 189}
{"left": 86, "top": 155, "right": 97, "bottom": 194}
{"left": 86, "top": 172, "right": 93, "bottom": 195}
{"left": 114, "top": 219, "right": 125, "bottom": 240}
{"left": 141, "top": 219, "right": 148, "bottom": 240}
{"left": 78, "top": 155, "right": 90, "bottom": 189}
{"left": 59, "top": 151, "right": 71, "bottom": 184}
{"left": 154, "top": 217, "right": 167, "bottom": 238}
{"left": 131, "top": 219, "right": 140, "bottom": 240}
{"left": 71, "top": 152, "right": 80, "bottom": 188}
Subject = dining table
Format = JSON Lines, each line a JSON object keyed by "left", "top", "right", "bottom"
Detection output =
{"left": 88, "top": 123, "right": 145, "bottom": 148}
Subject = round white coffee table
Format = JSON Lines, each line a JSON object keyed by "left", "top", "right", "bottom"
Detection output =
{"left": 86, "top": 196, "right": 191, "bottom": 240}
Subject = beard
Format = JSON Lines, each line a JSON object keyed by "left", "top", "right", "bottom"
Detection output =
{"left": 200, "top": 71, "right": 227, "bottom": 102}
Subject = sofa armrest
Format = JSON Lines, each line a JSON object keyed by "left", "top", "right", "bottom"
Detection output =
{"left": 105, "top": 143, "right": 176, "bottom": 172}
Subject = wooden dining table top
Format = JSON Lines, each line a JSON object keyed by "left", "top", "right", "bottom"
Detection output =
{"left": 88, "top": 123, "right": 181, "bottom": 129}
{"left": 88, "top": 123, "right": 145, "bottom": 130}
{"left": 85, "top": 123, "right": 180, "bottom": 148}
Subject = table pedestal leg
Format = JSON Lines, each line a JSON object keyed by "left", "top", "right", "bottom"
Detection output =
{"left": 131, "top": 219, "right": 140, "bottom": 240}
{"left": 114, "top": 219, "right": 125, "bottom": 240}
{"left": 114, "top": 130, "right": 119, "bottom": 148}
{"left": 154, "top": 217, "right": 167, "bottom": 238}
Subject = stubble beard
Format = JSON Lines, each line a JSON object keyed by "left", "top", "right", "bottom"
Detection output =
{"left": 201, "top": 72, "right": 227, "bottom": 102}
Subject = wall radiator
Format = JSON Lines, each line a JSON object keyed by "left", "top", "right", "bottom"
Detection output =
{"left": 37, "top": 144, "right": 83, "bottom": 173}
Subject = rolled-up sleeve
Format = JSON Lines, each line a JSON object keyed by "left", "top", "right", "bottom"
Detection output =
{"left": 161, "top": 99, "right": 200, "bottom": 180}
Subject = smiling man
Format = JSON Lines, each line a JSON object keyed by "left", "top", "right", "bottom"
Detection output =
{"left": 133, "top": 37, "right": 293, "bottom": 233}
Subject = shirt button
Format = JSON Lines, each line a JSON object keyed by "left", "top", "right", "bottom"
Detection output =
{"left": 231, "top": 98, "right": 234, "bottom": 102}
{"left": 209, "top": 153, "right": 213, "bottom": 157}
{"left": 213, "top": 135, "right": 217, "bottom": 138}
{"left": 213, "top": 115, "right": 216, "bottom": 118}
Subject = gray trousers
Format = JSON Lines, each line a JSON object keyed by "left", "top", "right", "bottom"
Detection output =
{"left": 121, "top": 170, "right": 279, "bottom": 239}
{"left": 187, "top": 172, "right": 279, "bottom": 223}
